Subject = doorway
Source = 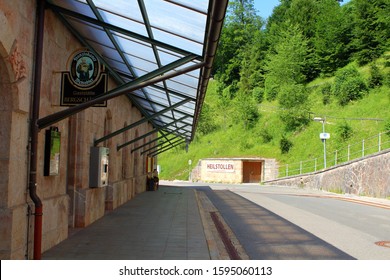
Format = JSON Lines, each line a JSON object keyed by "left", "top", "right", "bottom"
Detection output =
{"left": 242, "top": 161, "right": 262, "bottom": 183}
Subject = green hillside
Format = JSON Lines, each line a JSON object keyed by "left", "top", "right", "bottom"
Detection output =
{"left": 158, "top": 56, "right": 390, "bottom": 180}
{"left": 158, "top": 0, "right": 390, "bottom": 180}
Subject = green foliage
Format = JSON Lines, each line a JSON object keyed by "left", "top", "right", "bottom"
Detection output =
{"left": 314, "top": 0, "right": 353, "bottom": 74}
{"left": 332, "top": 64, "right": 368, "bottom": 106}
{"left": 279, "top": 84, "right": 311, "bottom": 131}
{"left": 337, "top": 122, "right": 354, "bottom": 141}
{"left": 351, "top": 0, "right": 390, "bottom": 65}
{"left": 280, "top": 135, "right": 293, "bottom": 154}
{"left": 320, "top": 82, "right": 332, "bottom": 105}
{"left": 213, "top": 0, "right": 263, "bottom": 86}
{"left": 252, "top": 87, "right": 264, "bottom": 103}
{"left": 264, "top": 77, "right": 279, "bottom": 101}
{"left": 158, "top": 0, "right": 390, "bottom": 180}
{"left": 196, "top": 103, "right": 218, "bottom": 135}
{"left": 265, "top": 24, "right": 308, "bottom": 87}
{"left": 368, "top": 63, "right": 384, "bottom": 88}
{"left": 259, "top": 129, "right": 273, "bottom": 143}
{"left": 233, "top": 92, "right": 260, "bottom": 129}
{"left": 385, "top": 120, "right": 390, "bottom": 137}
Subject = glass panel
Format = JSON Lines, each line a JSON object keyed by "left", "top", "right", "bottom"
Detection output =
{"left": 152, "top": 28, "right": 203, "bottom": 55}
{"left": 52, "top": 0, "right": 214, "bottom": 140}
{"left": 93, "top": 0, "right": 144, "bottom": 22}
{"left": 144, "top": 0, "right": 207, "bottom": 43}
{"left": 112, "top": 33, "right": 156, "bottom": 67}
{"left": 52, "top": 0, "right": 96, "bottom": 18}
{"left": 166, "top": 80, "right": 197, "bottom": 97}
{"left": 157, "top": 47, "right": 182, "bottom": 66}
{"left": 66, "top": 17, "right": 115, "bottom": 48}
{"left": 123, "top": 53, "right": 157, "bottom": 74}
{"left": 87, "top": 41, "right": 122, "bottom": 62}
{"left": 168, "top": 0, "right": 208, "bottom": 14}
{"left": 108, "top": 61, "right": 129, "bottom": 74}
{"left": 97, "top": 9, "right": 148, "bottom": 37}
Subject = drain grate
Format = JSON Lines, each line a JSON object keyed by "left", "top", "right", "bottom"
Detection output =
{"left": 375, "top": 241, "right": 390, "bottom": 248}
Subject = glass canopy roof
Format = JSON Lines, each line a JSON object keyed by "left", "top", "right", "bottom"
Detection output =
{"left": 45, "top": 0, "right": 228, "bottom": 153}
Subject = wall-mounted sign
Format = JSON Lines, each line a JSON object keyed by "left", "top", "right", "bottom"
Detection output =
{"left": 44, "top": 127, "right": 61, "bottom": 176}
{"left": 60, "top": 49, "right": 107, "bottom": 107}
{"left": 206, "top": 162, "right": 235, "bottom": 173}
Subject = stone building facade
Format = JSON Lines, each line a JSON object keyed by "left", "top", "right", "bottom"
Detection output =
{"left": 0, "top": 1, "right": 156, "bottom": 259}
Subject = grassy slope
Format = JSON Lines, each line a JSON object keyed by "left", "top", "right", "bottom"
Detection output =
{"left": 158, "top": 57, "right": 390, "bottom": 180}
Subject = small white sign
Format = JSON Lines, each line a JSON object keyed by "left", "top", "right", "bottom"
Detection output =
{"left": 320, "top": 133, "right": 330, "bottom": 140}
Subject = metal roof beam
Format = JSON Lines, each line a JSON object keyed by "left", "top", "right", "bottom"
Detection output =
{"left": 117, "top": 116, "right": 188, "bottom": 151}
{"left": 37, "top": 59, "right": 205, "bottom": 129}
{"left": 140, "top": 136, "right": 183, "bottom": 155}
{"left": 94, "top": 98, "right": 191, "bottom": 146}
{"left": 46, "top": 10, "right": 161, "bottom": 129}
{"left": 148, "top": 140, "right": 186, "bottom": 157}
{"left": 86, "top": 0, "right": 159, "bottom": 113}
{"left": 130, "top": 133, "right": 183, "bottom": 153}
{"left": 191, "top": 0, "right": 228, "bottom": 140}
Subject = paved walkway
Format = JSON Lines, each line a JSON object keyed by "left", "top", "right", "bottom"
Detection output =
{"left": 43, "top": 181, "right": 390, "bottom": 260}
{"left": 43, "top": 186, "right": 210, "bottom": 260}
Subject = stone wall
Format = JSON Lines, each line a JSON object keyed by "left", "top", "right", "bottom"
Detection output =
{"left": 265, "top": 150, "right": 390, "bottom": 198}
{"left": 0, "top": 0, "right": 156, "bottom": 259}
{"left": 0, "top": 0, "right": 37, "bottom": 260}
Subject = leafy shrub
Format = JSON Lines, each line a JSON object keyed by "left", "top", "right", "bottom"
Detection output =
{"left": 240, "top": 138, "right": 254, "bottom": 151}
{"left": 197, "top": 103, "right": 218, "bottom": 135}
{"left": 252, "top": 87, "right": 264, "bottom": 103}
{"left": 368, "top": 64, "right": 383, "bottom": 88}
{"left": 320, "top": 82, "right": 332, "bottom": 105}
{"left": 332, "top": 65, "right": 368, "bottom": 106}
{"left": 264, "top": 78, "right": 279, "bottom": 101}
{"left": 259, "top": 129, "right": 273, "bottom": 143}
{"left": 279, "top": 84, "right": 310, "bottom": 131}
{"left": 233, "top": 93, "right": 260, "bottom": 129}
{"left": 280, "top": 135, "right": 293, "bottom": 154}
{"left": 337, "top": 122, "right": 353, "bottom": 141}
{"left": 385, "top": 120, "right": 390, "bottom": 137}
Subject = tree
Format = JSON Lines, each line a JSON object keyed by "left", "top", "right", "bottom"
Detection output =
{"left": 237, "top": 28, "right": 268, "bottom": 96}
{"left": 197, "top": 102, "right": 218, "bottom": 135}
{"left": 264, "top": 24, "right": 308, "bottom": 100}
{"left": 213, "top": 0, "right": 263, "bottom": 86}
{"left": 350, "top": 0, "right": 390, "bottom": 65}
{"left": 232, "top": 92, "right": 260, "bottom": 129}
{"left": 314, "top": 0, "right": 353, "bottom": 75}
{"left": 278, "top": 84, "right": 311, "bottom": 131}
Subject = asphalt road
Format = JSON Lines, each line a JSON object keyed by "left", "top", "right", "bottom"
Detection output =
{"left": 168, "top": 181, "right": 390, "bottom": 259}
{"left": 224, "top": 185, "right": 390, "bottom": 259}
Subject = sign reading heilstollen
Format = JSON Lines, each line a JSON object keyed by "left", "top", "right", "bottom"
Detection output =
{"left": 60, "top": 49, "right": 107, "bottom": 107}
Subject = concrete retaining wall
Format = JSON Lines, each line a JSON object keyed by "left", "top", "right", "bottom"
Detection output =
{"left": 265, "top": 150, "right": 390, "bottom": 198}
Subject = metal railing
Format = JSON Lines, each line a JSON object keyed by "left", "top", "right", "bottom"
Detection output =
{"left": 272, "top": 130, "right": 390, "bottom": 178}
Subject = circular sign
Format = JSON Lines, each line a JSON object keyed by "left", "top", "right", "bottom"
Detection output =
{"left": 69, "top": 50, "right": 101, "bottom": 89}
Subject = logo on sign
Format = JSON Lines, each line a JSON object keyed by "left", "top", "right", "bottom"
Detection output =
{"left": 69, "top": 50, "right": 101, "bottom": 90}
{"left": 60, "top": 49, "right": 107, "bottom": 107}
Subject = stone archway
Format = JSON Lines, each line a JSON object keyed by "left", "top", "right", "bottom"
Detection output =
{"left": 0, "top": 39, "right": 27, "bottom": 259}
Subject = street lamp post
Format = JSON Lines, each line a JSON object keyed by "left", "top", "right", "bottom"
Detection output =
{"left": 313, "top": 117, "right": 329, "bottom": 169}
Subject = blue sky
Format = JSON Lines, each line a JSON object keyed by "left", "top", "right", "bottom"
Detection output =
{"left": 253, "top": 0, "right": 281, "bottom": 19}
{"left": 253, "top": 0, "right": 351, "bottom": 19}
